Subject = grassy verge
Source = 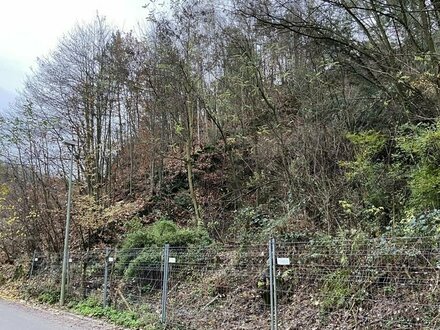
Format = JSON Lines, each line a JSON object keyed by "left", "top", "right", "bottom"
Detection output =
{"left": 69, "top": 296, "right": 161, "bottom": 329}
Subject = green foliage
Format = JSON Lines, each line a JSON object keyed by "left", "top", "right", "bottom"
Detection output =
{"left": 394, "top": 209, "right": 440, "bottom": 237}
{"left": 397, "top": 124, "right": 440, "bottom": 211}
{"left": 173, "top": 191, "right": 193, "bottom": 210}
{"left": 37, "top": 290, "right": 59, "bottom": 305}
{"left": 309, "top": 230, "right": 369, "bottom": 266}
{"left": 342, "top": 131, "right": 393, "bottom": 221}
{"left": 346, "top": 130, "right": 387, "bottom": 159}
{"left": 118, "top": 219, "right": 210, "bottom": 279}
{"left": 235, "top": 206, "right": 270, "bottom": 229}
{"left": 409, "top": 166, "right": 440, "bottom": 209}
{"left": 228, "top": 206, "right": 272, "bottom": 243}
{"left": 121, "top": 219, "right": 210, "bottom": 251}
{"left": 341, "top": 123, "right": 440, "bottom": 234}
{"left": 124, "top": 217, "right": 144, "bottom": 233}
{"left": 123, "top": 247, "right": 162, "bottom": 278}
{"left": 342, "top": 130, "right": 410, "bottom": 230}
{"left": 310, "top": 231, "right": 372, "bottom": 312}
{"left": 72, "top": 297, "right": 160, "bottom": 329}
{"left": 137, "top": 305, "right": 162, "bottom": 330}
{"left": 320, "top": 269, "right": 352, "bottom": 311}
{"left": 397, "top": 123, "right": 440, "bottom": 159}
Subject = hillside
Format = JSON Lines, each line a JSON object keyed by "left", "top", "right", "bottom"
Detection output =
{"left": 2, "top": 0, "right": 440, "bottom": 328}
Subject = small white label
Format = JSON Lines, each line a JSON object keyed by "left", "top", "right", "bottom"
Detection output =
{"left": 69, "top": 258, "right": 73, "bottom": 263}
{"left": 277, "top": 257, "right": 290, "bottom": 266}
{"left": 108, "top": 257, "right": 114, "bottom": 262}
{"left": 169, "top": 257, "right": 176, "bottom": 263}
{"left": 34, "top": 258, "right": 38, "bottom": 262}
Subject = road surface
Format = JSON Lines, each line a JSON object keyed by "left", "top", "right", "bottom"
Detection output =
{"left": 0, "top": 299, "right": 121, "bottom": 330}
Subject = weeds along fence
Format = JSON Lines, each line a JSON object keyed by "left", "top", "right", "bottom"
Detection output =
{"left": 26, "top": 236, "right": 440, "bottom": 329}
{"left": 165, "top": 243, "right": 272, "bottom": 329}
{"left": 275, "top": 236, "right": 440, "bottom": 329}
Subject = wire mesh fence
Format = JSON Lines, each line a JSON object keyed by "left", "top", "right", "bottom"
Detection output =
{"left": 165, "top": 243, "right": 272, "bottom": 329}
{"left": 275, "top": 236, "right": 440, "bottom": 329}
{"left": 28, "top": 250, "right": 107, "bottom": 304}
{"left": 25, "top": 236, "right": 440, "bottom": 329}
{"left": 112, "top": 246, "right": 163, "bottom": 311}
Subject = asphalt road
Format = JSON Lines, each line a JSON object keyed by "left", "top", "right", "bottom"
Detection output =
{"left": 0, "top": 299, "right": 120, "bottom": 330}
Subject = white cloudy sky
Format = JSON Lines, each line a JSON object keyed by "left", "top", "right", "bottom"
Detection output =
{"left": 0, "top": 0, "right": 150, "bottom": 111}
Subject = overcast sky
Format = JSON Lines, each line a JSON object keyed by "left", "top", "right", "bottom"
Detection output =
{"left": 0, "top": 0, "right": 150, "bottom": 111}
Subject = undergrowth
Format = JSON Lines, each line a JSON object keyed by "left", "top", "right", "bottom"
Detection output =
{"left": 72, "top": 296, "right": 161, "bottom": 329}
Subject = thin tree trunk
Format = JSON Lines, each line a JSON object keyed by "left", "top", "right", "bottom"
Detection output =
{"left": 185, "top": 97, "right": 202, "bottom": 227}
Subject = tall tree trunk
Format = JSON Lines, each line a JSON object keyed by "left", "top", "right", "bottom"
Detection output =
{"left": 185, "top": 98, "right": 202, "bottom": 227}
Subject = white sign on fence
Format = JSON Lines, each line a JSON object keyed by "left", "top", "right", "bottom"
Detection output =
{"left": 276, "top": 257, "right": 290, "bottom": 266}
{"left": 169, "top": 257, "right": 176, "bottom": 263}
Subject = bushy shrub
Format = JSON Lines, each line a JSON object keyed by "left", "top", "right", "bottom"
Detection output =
{"left": 394, "top": 209, "right": 440, "bottom": 237}
{"left": 123, "top": 246, "right": 162, "bottom": 283}
{"left": 121, "top": 219, "right": 209, "bottom": 251}
{"left": 117, "top": 219, "right": 210, "bottom": 281}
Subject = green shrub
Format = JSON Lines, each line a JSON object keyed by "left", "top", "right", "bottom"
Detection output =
{"left": 173, "top": 191, "right": 193, "bottom": 209}
{"left": 117, "top": 219, "right": 210, "bottom": 281}
{"left": 320, "top": 269, "right": 352, "bottom": 311}
{"left": 74, "top": 298, "right": 106, "bottom": 318}
{"left": 406, "top": 210, "right": 440, "bottom": 236}
{"left": 386, "top": 209, "right": 440, "bottom": 239}
{"left": 120, "top": 219, "right": 209, "bottom": 251}
{"left": 123, "top": 247, "right": 162, "bottom": 281}
{"left": 38, "top": 290, "right": 59, "bottom": 305}
{"left": 398, "top": 124, "right": 440, "bottom": 211}
{"left": 341, "top": 130, "right": 408, "bottom": 230}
